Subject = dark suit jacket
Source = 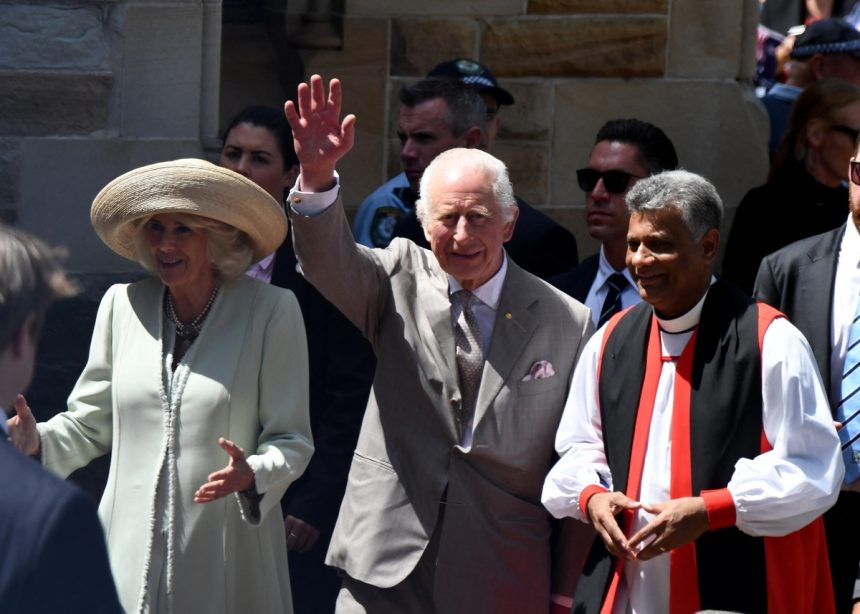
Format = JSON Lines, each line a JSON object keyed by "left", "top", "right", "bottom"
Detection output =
{"left": 753, "top": 224, "right": 860, "bottom": 612}
{"left": 392, "top": 195, "right": 579, "bottom": 280}
{"left": 549, "top": 253, "right": 600, "bottom": 302}
{"left": 0, "top": 438, "right": 121, "bottom": 613}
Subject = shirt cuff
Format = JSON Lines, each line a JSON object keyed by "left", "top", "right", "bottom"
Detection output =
{"left": 701, "top": 488, "right": 736, "bottom": 530}
{"left": 579, "top": 484, "right": 609, "bottom": 518}
{"left": 288, "top": 172, "right": 340, "bottom": 216}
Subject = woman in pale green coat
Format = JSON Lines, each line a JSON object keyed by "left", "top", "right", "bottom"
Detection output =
{"left": 8, "top": 159, "right": 314, "bottom": 613}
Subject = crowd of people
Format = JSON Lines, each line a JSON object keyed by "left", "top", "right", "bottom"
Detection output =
{"left": 2, "top": 38, "right": 860, "bottom": 614}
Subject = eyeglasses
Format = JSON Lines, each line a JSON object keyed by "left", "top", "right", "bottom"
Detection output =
{"left": 832, "top": 124, "right": 860, "bottom": 142}
{"left": 850, "top": 159, "right": 860, "bottom": 186}
{"left": 576, "top": 168, "right": 645, "bottom": 194}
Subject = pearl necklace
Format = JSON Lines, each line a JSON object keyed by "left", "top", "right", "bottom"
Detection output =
{"left": 165, "top": 285, "right": 219, "bottom": 339}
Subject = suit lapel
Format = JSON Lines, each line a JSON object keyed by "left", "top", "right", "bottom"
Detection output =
{"left": 801, "top": 228, "right": 843, "bottom": 385}
{"left": 474, "top": 262, "right": 539, "bottom": 427}
{"left": 422, "top": 261, "right": 460, "bottom": 394}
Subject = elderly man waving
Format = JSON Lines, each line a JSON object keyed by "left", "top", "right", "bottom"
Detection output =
{"left": 285, "top": 75, "right": 592, "bottom": 613}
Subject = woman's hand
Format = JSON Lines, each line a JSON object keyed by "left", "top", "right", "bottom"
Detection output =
{"left": 284, "top": 74, "right": 356, "bottom": 192}
{"left": 194, "top": 437, "right": 255, "bottom": 503}
{"left": 7, "top": 394, "right": 41, "bottom": 457}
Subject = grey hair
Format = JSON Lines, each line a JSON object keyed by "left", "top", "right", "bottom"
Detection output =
{"left": 132, "top": 213, "right": 255, "bottom": 283}
{"left": 400, "top": 78, "right": 487, "bottom": 138}
{"left": 415, "top": 148, "right": 517, "bottom": 228}
{"left": 625, "top": 170, "right": 722, "bottom": 240}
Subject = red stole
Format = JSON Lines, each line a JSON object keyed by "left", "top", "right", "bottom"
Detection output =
{"left": 596, "top": 304, "right": 835, "bottom": 614}
{"left": 597, "top": 315, "right": 699, "bottom": 614}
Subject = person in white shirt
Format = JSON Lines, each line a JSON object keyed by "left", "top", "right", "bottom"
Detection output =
{"left": 542, "top": 169, "right": 843, "bottom": 614}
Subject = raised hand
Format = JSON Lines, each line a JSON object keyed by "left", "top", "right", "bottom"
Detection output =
{"left": 284, "top": 74, "right": 356, "bottom": 192}
{"left": 194, "top": 437, "right": 255, "bottom": 503}
{"left": 7, "top": 394, "right": 41, "bottom": 457}
{"left": 586, "top": 491, "right": 641, "bottom": 560}
{"left": 627, "top": 496, "right": 708, "bottom": 561}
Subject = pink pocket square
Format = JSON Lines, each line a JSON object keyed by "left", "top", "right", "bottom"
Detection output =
{"left": 522, "top": 360, "right": 555, "bottom": 381}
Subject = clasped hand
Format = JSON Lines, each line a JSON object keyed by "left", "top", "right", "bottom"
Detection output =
{"left": 586, "top": 491, "right": 708, "bottom": 561}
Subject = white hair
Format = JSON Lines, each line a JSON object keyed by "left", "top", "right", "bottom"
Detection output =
{"left": 415, "top": 148, "right": 517, "bottom": 228}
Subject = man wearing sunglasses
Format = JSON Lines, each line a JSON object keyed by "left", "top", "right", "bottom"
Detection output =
{"left": 755, "top": 151, "right": 860, "bottom": 613}
{"left": 550, "top": 119, "right": 678, "bottom": 328}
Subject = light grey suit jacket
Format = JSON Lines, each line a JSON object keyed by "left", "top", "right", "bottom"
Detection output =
{"left": 292, "top": 196, "right": 592, "bottom": 612}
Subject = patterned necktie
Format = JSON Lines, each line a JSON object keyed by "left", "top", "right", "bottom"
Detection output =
{"left": 598, "top": 273, "right": 629, "bottom": 328}
{"left": 453, "top": 290, "right": 484, "bottom": 441}
{"left": 838, "top": 294, "right": 860, "bottom": 483}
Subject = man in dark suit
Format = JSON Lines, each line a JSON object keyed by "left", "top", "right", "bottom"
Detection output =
{"left": 550, "top": 118, "right": 678, "bottom": 328}
{"left": 287, "top": 75, "right": 593, "bottom": 613}
{"left": 0, "top": 225, "right": 121, "bottom": 613}
{"left": 754, "top": 144, "right": 860, "bottom": 612}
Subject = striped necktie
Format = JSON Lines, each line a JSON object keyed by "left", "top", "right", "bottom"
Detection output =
{"left": 837, "top": 294, "right": 860, "bottom": 483}
{"left": 598, "top": 273, "right": 629, "bottom": 328}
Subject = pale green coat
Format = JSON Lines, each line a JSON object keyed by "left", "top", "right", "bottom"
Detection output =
{"left": 38, "top": 276, "right": 313, "bottom": 613}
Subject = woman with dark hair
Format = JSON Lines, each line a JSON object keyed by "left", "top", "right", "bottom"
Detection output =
{"left": 723, "top": 78, "right": 860, "bottom": 294}
{"left": 8, "top": 159, "right": 313, "bottom": 613}
{"left": 219, "top": 107, "right": 374, "bottom": 614}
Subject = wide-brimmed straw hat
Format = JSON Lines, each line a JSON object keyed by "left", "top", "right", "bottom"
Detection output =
{"left": 90, "top": 158, "right": 287, "bottom": 262}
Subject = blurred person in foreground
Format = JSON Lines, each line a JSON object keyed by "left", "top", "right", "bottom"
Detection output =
{"left": 8, "top": 159, "right": 313, "bottom": 613}
{"left": 0, "top": 225, "right": 121, "bottom": 614}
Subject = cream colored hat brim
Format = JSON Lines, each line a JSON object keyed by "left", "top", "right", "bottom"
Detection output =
{"left": 90, "top": 158, "right": 287, "bottom": 262}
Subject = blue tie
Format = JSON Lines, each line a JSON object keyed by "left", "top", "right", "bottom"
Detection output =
{"left": 598, "top": 273, "right": 628, "bottom": 328}
{"left": 837, "top": 295, "right": 860, "bottom": 484}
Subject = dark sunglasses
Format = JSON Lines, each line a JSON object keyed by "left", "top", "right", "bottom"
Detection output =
{"left": 833, "top": 124, "right": 860, "bottom": 142}
{"left": 576, "top": 168, "right": 645, "bottom": 194}
{"left": 851, "top": 160, "right": 860, "bottom": 186}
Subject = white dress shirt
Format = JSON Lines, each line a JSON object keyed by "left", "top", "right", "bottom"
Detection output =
{"left": 583, "top": 246, "right": 640, "bottom": 329}
{"left": 541, "top": 283, "right": 843, "bottom": 614}
{"left": 830, "top": 215, "right": 860, "bottom": 406}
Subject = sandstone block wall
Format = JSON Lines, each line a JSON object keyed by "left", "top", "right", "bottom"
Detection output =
{"left": 2, "top": 0, "right": 767, "bottom": 271}
{"left": 292, "top": 0, "right": 767, "bottom": 258}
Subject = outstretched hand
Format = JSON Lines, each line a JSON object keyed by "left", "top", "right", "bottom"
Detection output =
{"left": 194, "top": 437, "right": 255, "bottom": 504}
{"left": 7, "top": 394, "right": 40, "bottom": 457}
{"left": 284, "top": 74, "right": 356, "bottom": 192}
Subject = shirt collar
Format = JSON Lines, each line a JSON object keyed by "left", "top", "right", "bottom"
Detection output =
{"left": 654, "top": 276, "right": 716, "bottom": 333}
{"left": 246, "top": 251, "right": 277, "bottom": 281}
{"left": 841, "top": 214, "right": 860, "bottom": 263}
{"left": 595, "top": 245, "right": 635, "bottom": 287}
{"left": 447, "top": 251, "right": 508, "bottom": 310}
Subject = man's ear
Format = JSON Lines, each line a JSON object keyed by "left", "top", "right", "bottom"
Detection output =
{"left": 464, "top": 126, "right": 483, "bottom": 149}
{"left": 808, "top": 54, "right": 826, "bottom": 80}
{"left": 700, "top": 228, "right": 720, "bottom": 263}
{"left": 502, "top": 205, "right": 519, "bottom": 243}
